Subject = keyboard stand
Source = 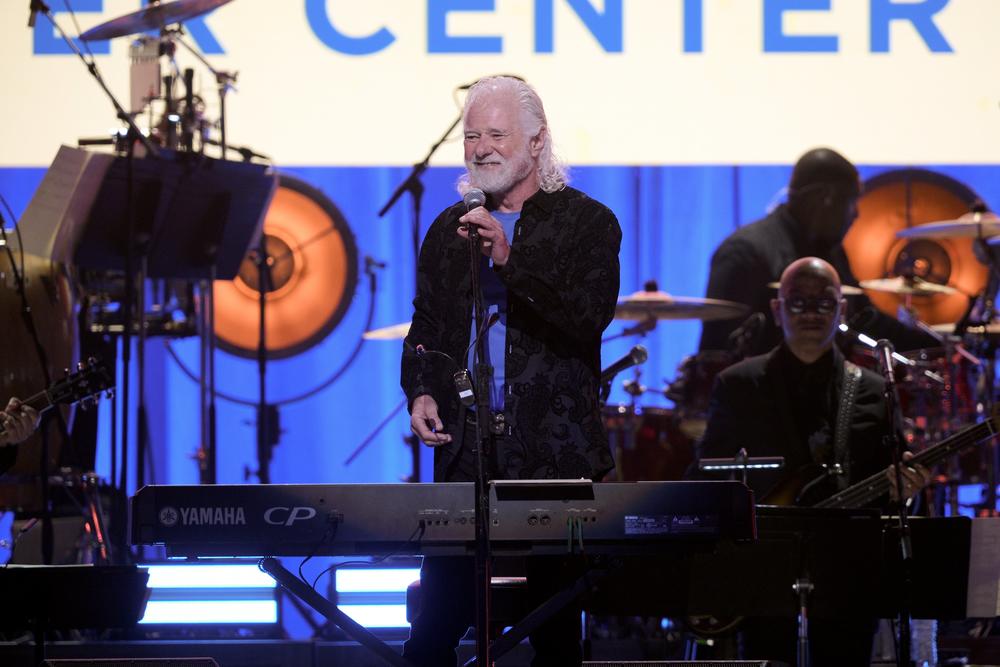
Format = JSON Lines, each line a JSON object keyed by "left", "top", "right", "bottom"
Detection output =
{"left": 260, "top": 557, "right": 414, "bottom": 667}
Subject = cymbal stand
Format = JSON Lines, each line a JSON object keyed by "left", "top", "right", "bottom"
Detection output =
{"left": 617, "top": 370, "right": 645, "bottom": 481}
{"left": 971, "top": 233, "right": 1000, "bottom": 515}
{"left": 169, "top": 27, "right": 239, "bottom": 484}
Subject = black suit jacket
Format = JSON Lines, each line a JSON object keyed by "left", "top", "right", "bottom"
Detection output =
{"left": 401, "top": 186, "right": 621, "bottom": 482}
{"left": 695, "top": 345, "right": 892, "bottom": 503}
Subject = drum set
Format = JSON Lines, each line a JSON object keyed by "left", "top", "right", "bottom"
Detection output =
{"left": 604, "top": 213, "right": 1000, "bottom": 516}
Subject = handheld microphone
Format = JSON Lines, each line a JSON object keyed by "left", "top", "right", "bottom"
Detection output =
{"left": 463, "top": 188, "right": 486, "bottom": 211}
{"left": 462, "top": 188, "right": 486, "bottom": 241}
{"left": 600, "top": 345, "right": 648, "bottom": 384}
{"left": 876, "top": 339, "right": 896, "bottom": 385}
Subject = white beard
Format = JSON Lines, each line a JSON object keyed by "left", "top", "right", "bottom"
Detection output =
{"left": 466, "top": 152, "right": 535, "bottom": 194}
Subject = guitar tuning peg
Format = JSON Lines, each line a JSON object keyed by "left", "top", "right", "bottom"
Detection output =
{"left": 87, "top": 355, "right": 97, "bottom": 366}
{"left": 63, "top": 367, "right": 70, "bottom": 377}
{"left": 77, "top": 361, "right": 85, "bottom": 371}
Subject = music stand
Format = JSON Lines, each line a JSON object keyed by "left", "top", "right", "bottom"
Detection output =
{"left": 19, "top": 146, "right": 277, "bottom": 555}
{"left": 72, "top": 147, "right": 276, "bottom": 280}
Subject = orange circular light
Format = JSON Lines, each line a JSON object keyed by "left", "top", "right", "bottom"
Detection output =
{"left": 843, "top": 169, "right": 986, "bottom": 326}
{"left": 213, "top": 175, "right": 358, "bottom": 359}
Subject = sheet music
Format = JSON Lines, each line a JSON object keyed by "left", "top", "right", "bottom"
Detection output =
{"left": 17, "top": 145, "right": 115, "bottom": 263}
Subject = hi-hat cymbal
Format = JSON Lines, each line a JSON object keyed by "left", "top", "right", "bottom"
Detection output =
{"left": 896, "top": 211, "right": 1000, "bottom": 240}
{"left": 858, "top": 276, "right": 957, "bottom": 296}
{"left": 362, "top": 322, "right": 411, "bottom": 340}
{"left": 766, "top": 281, "right": 864, "bottom": 295}
{"left": 614, "top": 291, "right": 748, "bottom": 322}
{"left": 80, "top": 0, "right": 233, "bottom": 41}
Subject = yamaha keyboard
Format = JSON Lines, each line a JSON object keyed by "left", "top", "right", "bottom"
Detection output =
{"left": 130, "top": 480, "right": 755, "bottom": 557}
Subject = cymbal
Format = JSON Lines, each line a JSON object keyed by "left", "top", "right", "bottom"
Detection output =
{"left": 80, "top": 0, "right": 233, "bottom": 41}
{"left": 615, "top": 291, "right": 749, "bottom": 322}
{"left": 766, "top": 281, "right": 864, "bottom": 296}
{"left": 858, "top": 276, "right": 957, "bottom": 296}
{"left": 362, "top": 321, "right": 410, "bottom": 341}
{"left": 931, "top": 321, "right": 1000, "bottom": 335}
{"left": 895, "top": 211, "right": 1000, "bottom": 240}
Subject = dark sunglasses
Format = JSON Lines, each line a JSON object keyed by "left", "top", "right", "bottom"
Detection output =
{"left": 781, "top": 296, "right": 839, "bottom": 315}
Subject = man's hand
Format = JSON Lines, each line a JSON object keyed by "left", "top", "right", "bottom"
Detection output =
{"left": 0, "top": 398, "right": 39, "bottom": 447}
{"left": 886, "top": 451, "right": 932, "bottom": 502}
{"left": 457, "top": 207, "right": 511, "bottom": 266}
{"left": 410, "top": 394, "right": 452, "bottom": 446}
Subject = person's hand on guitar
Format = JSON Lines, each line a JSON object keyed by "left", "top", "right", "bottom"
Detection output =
{"left": 0, "top": 398, "right": 40, "bottom": 447}
{"left": 885, "top": 451, "right": 932, "bottom": 502}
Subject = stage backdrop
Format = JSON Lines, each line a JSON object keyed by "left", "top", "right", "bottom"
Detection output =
{"left": 2, "top": 0, "right": 1000, "bottom": 636}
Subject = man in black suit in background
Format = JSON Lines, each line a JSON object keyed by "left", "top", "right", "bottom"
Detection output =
{"left": 699, "top": 147, "right": 935, "bottom": 357}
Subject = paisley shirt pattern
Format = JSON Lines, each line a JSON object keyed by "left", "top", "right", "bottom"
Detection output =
{"left": 401, "top": 186, "right": 622, "bottom": 483}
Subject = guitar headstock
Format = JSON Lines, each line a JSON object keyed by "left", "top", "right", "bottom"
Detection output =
{"left": 48, "top": 358, "right": 114, "bottom": 409}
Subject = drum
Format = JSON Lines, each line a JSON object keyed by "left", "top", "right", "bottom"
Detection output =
{"left": 665, "top": 350, "right": 737, "bottom": 439}
{"left": 602, "top": 405, "right": 694, "bottom": 481}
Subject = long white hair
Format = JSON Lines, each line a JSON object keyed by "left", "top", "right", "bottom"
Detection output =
{"left": 457, "top": 76, "right": 569, "bottom": 195}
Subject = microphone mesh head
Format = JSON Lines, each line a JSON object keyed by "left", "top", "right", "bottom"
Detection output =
{"left": 463, "top": 188, "right": 486, "bottom": 209}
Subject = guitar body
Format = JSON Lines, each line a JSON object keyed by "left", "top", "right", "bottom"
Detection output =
{"left": 0, "top": 252, "right": 77, "bottom": 478}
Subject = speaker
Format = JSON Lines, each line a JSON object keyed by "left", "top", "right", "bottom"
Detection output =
{"left": 583, "top": 662, "right": 785, "bottom": 667}
{"left": 43, "top": 660, "right": 219, "bottom": 666}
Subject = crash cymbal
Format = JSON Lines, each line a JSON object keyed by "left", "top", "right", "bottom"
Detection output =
{"left": 766, "top": 281, "right": 864, "bottom": 295}
{"left": 362, "top": 322, "right": 411, "bottom": 341}
{"left": 931, "top": 321, "right": 1000, "bottom": 336}
{"left": 615, "top": 291, "right": 749, "bottom": 322}
{"left": 859, "top": 276, "right": 957, "bottom": 296}
{"left": 80, "top": 0, "right": 233, "bottom": 41}
{"left": 896, "top": 210, "right": 1000, "bottom": 240}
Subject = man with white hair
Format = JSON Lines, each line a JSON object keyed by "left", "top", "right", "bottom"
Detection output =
{"left": 400, "top": 75, "right": 622, "bottom": 667}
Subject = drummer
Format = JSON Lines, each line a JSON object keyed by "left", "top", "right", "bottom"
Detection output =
{"left": 699, "top": 147, "right": 936, "bottom": 357}
{"left": 693, "top": 256, "right": 932, "bottom": 665}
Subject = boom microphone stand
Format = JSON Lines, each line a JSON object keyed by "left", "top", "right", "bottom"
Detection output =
{"left": 31, "top": 0, "right": 159, "bottom": 564}
{"left": 378, "top": 110, "right": 463, "bottom": 481}
{"left": 876, "top": 339, "right": 913, "bottom": 667}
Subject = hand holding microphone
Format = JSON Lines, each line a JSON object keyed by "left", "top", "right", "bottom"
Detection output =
{"left": 458, "top": 188, "right": 512, "bottom": 267}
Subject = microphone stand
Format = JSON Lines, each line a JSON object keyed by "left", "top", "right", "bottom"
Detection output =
{"left": 378, "top": 112, "right": 463, "bottom": 285}
{"left": 34, "top": 1, "right": 160, "bottom": 565}
{"left": 467, "top": 226, "right": 495, "bottom": 667}
{"left": 877, "top": 339, "right": 913, "bottom": 667}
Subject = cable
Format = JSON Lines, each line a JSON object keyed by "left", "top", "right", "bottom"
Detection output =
{"left": 308, "top": 521, "right": 426, "bottom": 593}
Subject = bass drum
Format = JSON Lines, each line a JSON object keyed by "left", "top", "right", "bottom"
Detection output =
{"left": 0, "top": 250, "right": 77, "bottom": 483}
{"left": 602, "top": 405, "right": 694, "bottom": 481}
